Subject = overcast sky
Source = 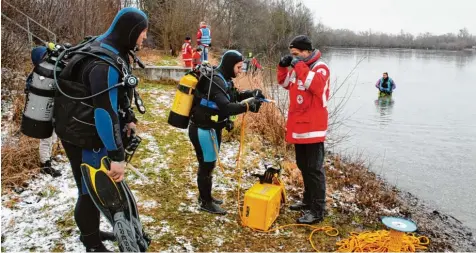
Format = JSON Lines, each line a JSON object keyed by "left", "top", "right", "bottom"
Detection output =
{"left": 302, "top": 0, "right": 476, "bottom": 35}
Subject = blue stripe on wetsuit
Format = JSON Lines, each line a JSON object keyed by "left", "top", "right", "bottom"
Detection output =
{"left": 200, "top": 98, "right": 219, "bottom": 110}
{"left": 94, "top": 64, "right": 120, "bottom": 151}
{"left": 198, "top": 128, "right": 219, "bottom": 162}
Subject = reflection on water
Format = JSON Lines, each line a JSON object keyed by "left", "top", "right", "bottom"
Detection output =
{"left": 374, "top": 95, "right": 395, "bottom": 127}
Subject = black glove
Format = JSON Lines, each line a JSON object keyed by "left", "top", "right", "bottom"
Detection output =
{"left": 263, "top": 166, "right": 280, "bottom": 184}
{"left": 251, "top": 89, "right": 265, "bottom": 99}
{"left": 240, "top": 89, "right": 265, "bottom": 100}
{"left": 278, "top": 55, "right": 293, "bottom": 67}
{"left": 225, "top": 120, "right": 234, "bottom": 132}
{"left": 246, "top": 98, "right": 262, "bottom": 113}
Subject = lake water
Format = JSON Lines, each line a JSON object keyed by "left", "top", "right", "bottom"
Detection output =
{"left": 323, "top": 48, "right": 476, "bottom": 231}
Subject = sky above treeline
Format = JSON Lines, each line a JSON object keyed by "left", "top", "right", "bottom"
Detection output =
{"left": 302, "top": 0, "right": 476, "bottom": 35}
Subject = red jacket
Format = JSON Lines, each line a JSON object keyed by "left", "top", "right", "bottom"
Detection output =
{"left": 181, "top": 41, "right": 192, "bottom": 61}
{"left": 192, "top": 51, "right": 201, "bottom": 67}
{"left": 277, "top": 50, "right": 330, "bottom": 144}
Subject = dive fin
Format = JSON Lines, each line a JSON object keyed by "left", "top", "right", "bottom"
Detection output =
{"left": 81, "top": 157, "right": 141, "bottom": 252}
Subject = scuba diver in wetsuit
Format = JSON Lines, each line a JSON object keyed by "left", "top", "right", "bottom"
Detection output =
{"left": 53, "top": 8, "right": 148, "bottom": 251}
{"left": 189, "top": 50, "right": 264, "bottom": 215}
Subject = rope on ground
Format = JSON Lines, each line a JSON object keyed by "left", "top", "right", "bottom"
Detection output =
{"left": 335, "top": 230, "right": 430, "bottom": 252}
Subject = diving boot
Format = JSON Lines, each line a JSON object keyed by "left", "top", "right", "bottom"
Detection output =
{"left": 80, "top": 231, "right": 116, "bottom": 243}
{"left": 86, "top": 243, "right": 112, "bottom": 252}
{"left": 199, "top": 196, "right": 223, "bottom": 205}
{"left": 99, "top": 231, "right": 116, "bottom": 242}
{"left": 200, "top": 201, "right": 227, "bottom": 215}
{"left": 208, "top": 176, "right": 223, "bottom": 205}
{"left": 40, "top": 160, "right": 62, "bottom": 177}
{"left": 297, "top": 210, "right": 323, "bottom": 224}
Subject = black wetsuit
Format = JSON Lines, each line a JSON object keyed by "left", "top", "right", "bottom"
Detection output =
{"left": 53, "top": 8, "right": 147, "bottom": 249}
{"left": 188, "top": 51, "right": 256, "bottom": 204}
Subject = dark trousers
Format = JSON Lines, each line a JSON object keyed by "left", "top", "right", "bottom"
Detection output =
{"left": 188, "top": 124, "right": 222, "bottom": 202}
{"left": 61, "top": 140, "right": 102, "bottom": 248}
{"left": 295, "top": 142, "right": 326, "bottom": 214}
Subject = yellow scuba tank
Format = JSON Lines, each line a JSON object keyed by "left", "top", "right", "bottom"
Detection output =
{"left": 167, "top": 72, "right": 199, "bottom": 129}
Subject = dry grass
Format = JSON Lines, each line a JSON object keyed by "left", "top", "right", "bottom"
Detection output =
{"left": 1, "top": 136, "right": 41, "bottom": 189}
{"left": 326, "top": 154, "right": 400, "bottom": 219}
{"left": 234, "top": 72, "right": 287, "bottom": 149}
{"left": 135, "top": 48, "right": 164, "bottom": 66}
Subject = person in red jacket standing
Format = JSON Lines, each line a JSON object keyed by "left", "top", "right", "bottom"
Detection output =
{"left": 182, "top": 36, "right": 193, "bottom": 67}
{"left": 192, "top": 47, "right": 202, "bottom": 68}
{"left": 196, "top": 21, "right": 211, "bottom": 62}
{"left": 277, "top": 35, "right": 330, "bottom": 224}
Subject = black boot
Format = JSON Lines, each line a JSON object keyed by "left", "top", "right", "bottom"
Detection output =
{"left": 198, "top": 176, "right": 223, "bottom": 205}
{"left": 86, "top": 244, "right": 112, "bottom": 252}
{"left": 297, "top": 200, "right": 324, "bottom": 224}
{"left": 290, "top": 201, "right": 309, "bottom": 211}
{"left": 40, "top": 160, "right": 62, "bottom": 177}
{"left": 81, "top": 230, "right": 116, "bottom": 243}
{"left": 81, "top": 230, "right": 112, "bottom": 252}
{"left": 199, "top": 196, "right": 223, "bottom": 205}
{"left": 200, "top": 201, "right": 227, "bottom": 215}
{"left": 290, "top": 189, "right": 310, "bottom": 211}
{"left": 197, "top": 176, "right": 227, "bottom": 215}
{"left": 99, "top": 230, "right": 116, "bottom": 241}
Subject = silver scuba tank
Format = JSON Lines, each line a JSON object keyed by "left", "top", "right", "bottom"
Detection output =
{"left": 20, "top": 56, "right": 62, "bottom": 139}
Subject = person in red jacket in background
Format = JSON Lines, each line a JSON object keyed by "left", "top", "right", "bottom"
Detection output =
{"left": 192, "top": 47, "right": 202, "bottom": 68}
{"left": 196, "top": 21, "right": 211, "bottom": 62}
{"left": 277, "top": 35, "right": 330, "bottom": 224}
{"left": 182, "top": 36, "right": 193, "bottom": 67}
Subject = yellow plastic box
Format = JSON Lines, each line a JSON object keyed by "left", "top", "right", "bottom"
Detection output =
{"left": 242, "top": 182, "right": 285, "bottom": 231}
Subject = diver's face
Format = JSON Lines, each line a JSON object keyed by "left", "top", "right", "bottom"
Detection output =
{"left": 136, "top": 29, "right": 148, "bottom": 49}
{"left": 234, "top": 61, "right": 243, "bottom": 76}
{"left": 383, "top": 73, "right": 388, "bottom": 79}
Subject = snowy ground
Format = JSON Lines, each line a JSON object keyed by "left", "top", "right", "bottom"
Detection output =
{"left": 1, "top": 157, "right": 115, "bottom": 251}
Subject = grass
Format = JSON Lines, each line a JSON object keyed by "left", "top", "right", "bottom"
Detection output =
{"left": 155, "top": 55, "right": 181, "bottom": 66}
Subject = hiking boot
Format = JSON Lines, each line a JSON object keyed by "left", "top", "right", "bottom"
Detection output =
{"left": 200, "top": 201, "right": 227, "bottom": 215}
{"left": 40, "top": 160, "right": 62, "bottom": 177}
{"left": 289, "top": 201, "right": 310, "bottom": 211}
{"left": 297, "top": 210, "right": 324, "bottom": 224}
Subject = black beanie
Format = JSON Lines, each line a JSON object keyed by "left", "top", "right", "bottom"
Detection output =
{"left": 289, "top": 35, "right": 313, "bottom": 51}
{"left": 217, "top": 50, "right": 244, "bottom": 79}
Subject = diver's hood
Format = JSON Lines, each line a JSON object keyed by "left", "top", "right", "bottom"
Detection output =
{"left": 96, "top": 7, "right": 148, "bottom": 54}
{"left": 217, "top": 50, "right": 244, "bottom": 79}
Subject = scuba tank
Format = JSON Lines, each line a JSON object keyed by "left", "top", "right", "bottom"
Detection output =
{"left": 168, "top": 63, "right": 213, "bottom": 129}
{"left": 21, "top": 48, "right": 64, "bottom": 139}
{"left": 168, "top": 72, "right": 199, "bottom": 129}
{"left": 21, "top": 37, "right": 147, "bottom": 140}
